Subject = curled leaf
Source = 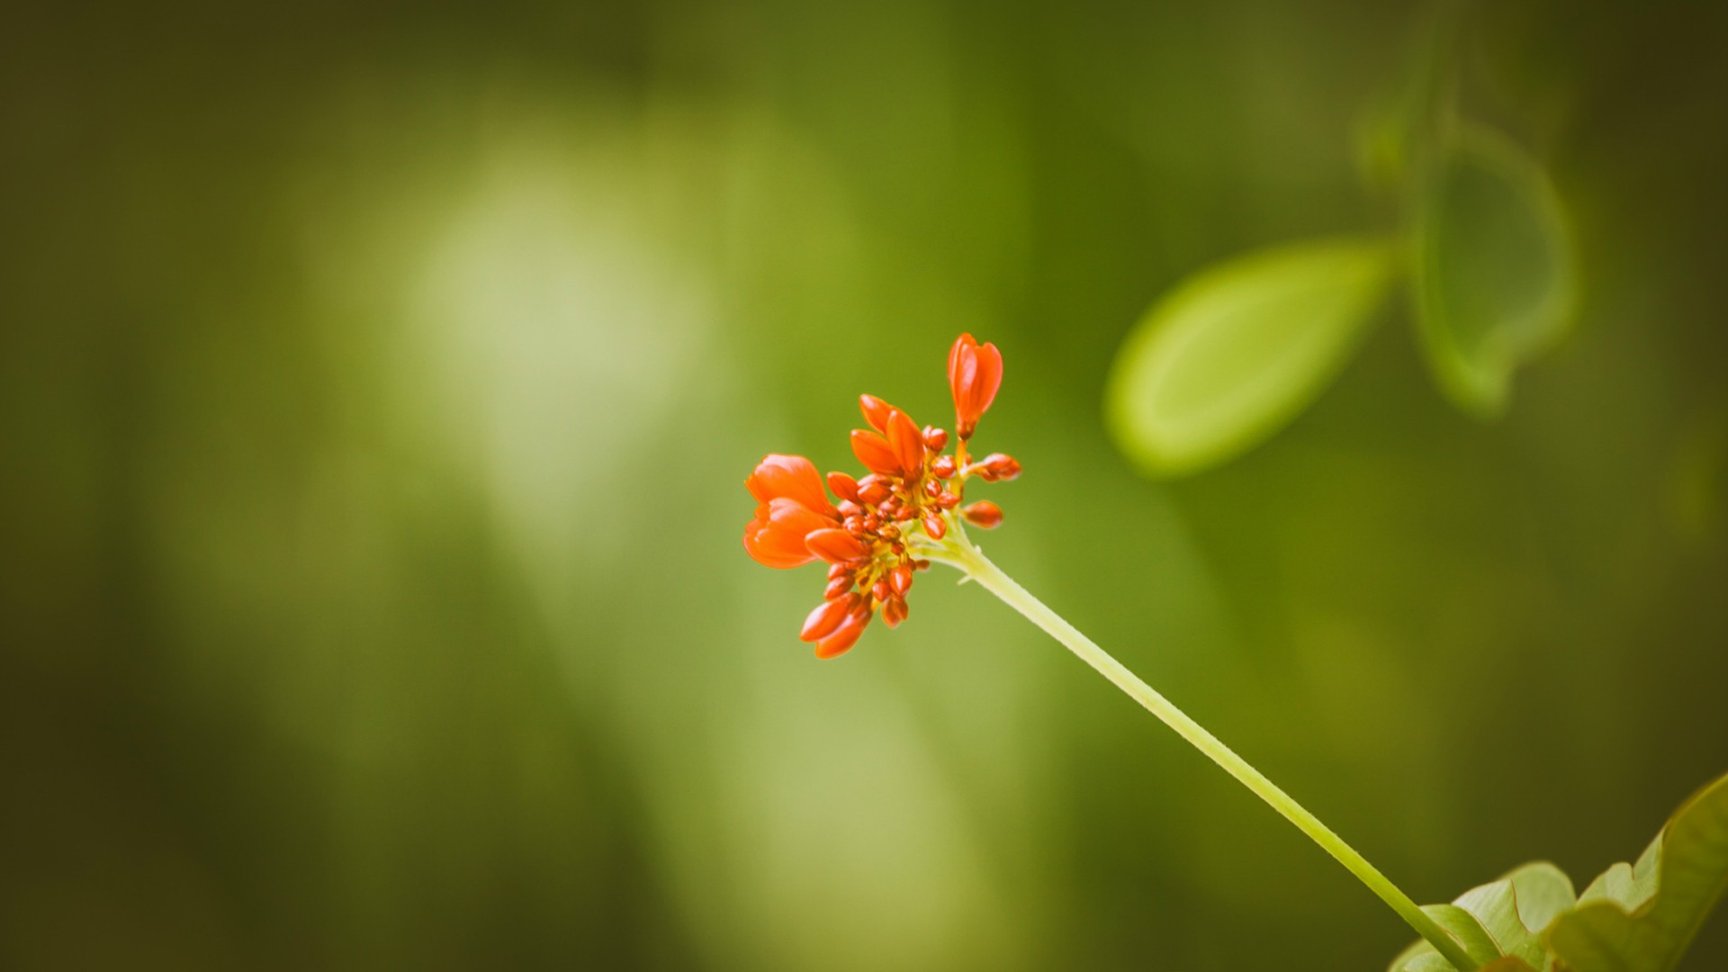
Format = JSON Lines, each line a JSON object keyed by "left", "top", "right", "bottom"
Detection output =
{"left": 1412, "top": 125, "right": 1575, "bottom": 416}
{"left": 1545, "top": 772, "right": 1728, "bottom": 972}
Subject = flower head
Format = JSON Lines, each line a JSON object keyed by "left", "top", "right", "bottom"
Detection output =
{"left": 743, "top": 455, "right": 840, "bottom": 569}
{"left": 743, "top": 334, "right": 1020, "bottom": 658}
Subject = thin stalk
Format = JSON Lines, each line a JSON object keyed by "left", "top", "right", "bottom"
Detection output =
{"left": 927, "top": 536, "right": 1475, "bottom": 971}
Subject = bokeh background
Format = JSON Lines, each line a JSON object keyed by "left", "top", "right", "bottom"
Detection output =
{"left": 3, "top": 1, "right": 1725, "bottom": 969}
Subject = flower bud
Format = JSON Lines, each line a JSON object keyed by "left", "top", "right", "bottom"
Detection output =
{"left": 815, "top": 604, "right": 871, "bottom": 659}
{"left": 889, "top": 565, "right": 913, "bottom": 596}
{"left": 801, "top": 593, "right": 860, "bottom": 642}
{"left": 826, "top": 471, "right": 861, "bottom": 504}
{"left": 858, "top": 477, "right": 891, "bottom": 505}
{"left": 978, "top": 453, "right": 1021, "bottom": 482}
{"left": 882, "top": 596, "right": 909, "bottom": 629}
{"left": 947, "top": 333, "right": 1003, "bottom": 440}
{"left": 961, "top": 500, "right": 1003, "bottom": 529}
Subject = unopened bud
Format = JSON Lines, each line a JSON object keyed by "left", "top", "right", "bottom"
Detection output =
{"left": 979, "top": 453, "right": 1021, "bottom": 482}
{"left": 882, "top": 596, "right": 909, "bottom": 629}
{"left": 801, "top": 593, "right": 860, "bottom": 642}
{"left": 889, "top": 565, "right": 913, "bottom": 596}
{"left": 961, "top": 500, "right": 1003, "bottom": 529}
{"left": 827, "top": 471, "right": 861, "bottom": 504}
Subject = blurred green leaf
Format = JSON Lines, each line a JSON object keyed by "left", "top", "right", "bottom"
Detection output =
{"left": 1106, "top": 237, "right": 1395, "bottom": 476}
{"left": 1545, "top": 771, "right": 1728, "bottom": 972}
{"left": 1412, "top": 125, "right": 1574, "bottom": 417}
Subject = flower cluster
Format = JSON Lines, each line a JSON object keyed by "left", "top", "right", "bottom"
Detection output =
{"left": 744, "top": 334, "right": 1021, "bottom": 658}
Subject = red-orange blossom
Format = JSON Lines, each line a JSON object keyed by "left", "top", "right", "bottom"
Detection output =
{"left": 743, "top": 333, "right": 1018, "bottom": 658}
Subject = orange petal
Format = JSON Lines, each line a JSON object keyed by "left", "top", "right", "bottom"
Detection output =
{"left": 806, "top": 528, "right": 869, "bottom": 564}
{"left": 753, "top": 531, "right": 811, "bottom": 567}
{"left": 886, "top": 409, "right": 925, "bottom": 476}
{"left": 744, "top": 523, "right": 812, "bottom": 568}
{"left": 947, "top": 333, "right": 976, "bottom": 400}
{"left": 970, "top": 341, "right": 1002, "bottom": 419}
{"left": 743, "top": 497, "right": 831, "bottom": 568}
{"left": 850, "top": 429, "right": 902, "bottom": 476}
{"left": 767, "top": 496, "right": 833, "bottom": 535}
{"left": 858, "top": 394, "right": 895, "bottom": 433}
{"left": 746, "top": 454, "right": 834, "bottom": 515}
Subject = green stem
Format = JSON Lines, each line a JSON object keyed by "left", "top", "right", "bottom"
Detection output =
{"left": 927, "top": 535, "right": 1476, "bottom": 971}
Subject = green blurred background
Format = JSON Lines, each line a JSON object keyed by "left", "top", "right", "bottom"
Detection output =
{"left": 3, "top": 1, "right": 1725, "bottom": 968}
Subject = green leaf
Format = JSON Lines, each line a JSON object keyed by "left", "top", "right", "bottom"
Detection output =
{"left": 1388, "top": 863, "right": 1574, "bottom": 972}
{"left": 1459, "top": 863, "right": 1576, "bottom": 967}
{"left": 1412, "top": 125, "right": 1575, "bottom": 417}
{"left": 1388, "top": 904, "right": 1504, "bottom": 971}
{"left": 1506, "top": 863, "right": 1580, "bottom": 946}
{"left": 1389, "top": 772, "right": 1728, "bottom": 972}
{"left": 1545, "top": 772, "right": 1728, "bottom": 972}
{"left": 1106, "top": 237, "right": 1395, "bottom": 476}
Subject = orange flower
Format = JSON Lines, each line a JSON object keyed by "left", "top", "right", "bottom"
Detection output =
{"left": 947, "top": 333, "right": 1003, "bottom": 440}
{"left": 744, "top": 336, "right": 1020, "bottom": 658}
{"left": 743, "top": 455, "right": 840, "bottom": 569}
